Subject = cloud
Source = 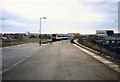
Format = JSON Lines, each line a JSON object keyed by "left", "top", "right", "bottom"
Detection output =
{"left": 1, "top": 0, "right": 118, "bottom": 33}
{"left": 2, "top": 0, "right": 109, "bottom": 23}
{"left": 78, "top": 0, "right": 119, "bottom": 2}
{"left": 3, "top": 20, "right": 26, "bottom": 27}
{"left": 1, "top": 10, "right": 39, "bottom": 33}
{"left": 2, "top": 18, "right": 38, "bottom": 33}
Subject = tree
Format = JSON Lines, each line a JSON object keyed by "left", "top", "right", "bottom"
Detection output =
{"left": 29, "top": 35, "right": 36, "bottom": 38}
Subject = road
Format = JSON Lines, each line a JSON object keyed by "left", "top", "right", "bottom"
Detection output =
{"left": 2, "top": 40, "right": 120, "bottom": 80}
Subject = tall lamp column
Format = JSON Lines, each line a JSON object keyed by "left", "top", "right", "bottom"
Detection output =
{"left": 39, "top": 17, "right": 46, "bottom": 46}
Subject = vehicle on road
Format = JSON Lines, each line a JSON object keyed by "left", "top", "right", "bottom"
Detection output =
{"left": 1, "top": 37, "right": 8, "bottom": 40}
{"left": 51, "top": 34, "right": 68, "bottom": 41}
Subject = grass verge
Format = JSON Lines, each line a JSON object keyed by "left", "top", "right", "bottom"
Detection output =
{"left": 2, "top": 39, "right": 52, "bottom": 47}
{"left": 78, "top": 38, "right": 120, "bottom": 60}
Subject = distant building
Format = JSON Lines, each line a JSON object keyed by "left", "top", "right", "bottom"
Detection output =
{"left": 95, "top": 30, "right": 120, "bottom": 45}
{"left": 96, "top": 30, "right": 114, "bottom": 36}
{"left": 67, "top": 33, "right": 80, "bottom": 37}
{"left": 26, "top": 31, "right": 30, "bottom": 36}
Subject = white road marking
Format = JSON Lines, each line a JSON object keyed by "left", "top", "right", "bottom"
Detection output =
{"left": 73, "top": 43, "right": 120, "bottom": 73}
{"left": 16, "top": 45, "right": 21, "bottom": 46}
{"left": 73, "top": 44, "right": 96, "bottom": 57}
{"left": 102, "top": 61, "right": 112, "bottom": 64}
{"left": 1, "top": 43, "right": 48, "bottom": 74}
{"left": 21, "top": 44, "right": 27, "bottom": 45}
{"left": 112, "top": 65, "right": 118, "bottom": 68}
{"left": 2, "top": 43, "right": 47, "bottom": 49}
{"left": 98, "top": 58, "right": 107, "bottom": 61}
{"left": 93, "top": 56, "right": 102, "bottom": 59}
{"left": 37, "top": 44, "right": 48, "bottom": 46}
{"left": 1, "top": 55, "right": 34, "bottom": 74}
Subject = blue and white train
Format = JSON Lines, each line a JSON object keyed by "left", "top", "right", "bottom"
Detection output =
{"left": 51, "top": 34, "right": 69, "bottom": 41}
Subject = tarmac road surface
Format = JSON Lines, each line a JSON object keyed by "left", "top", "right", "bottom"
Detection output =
{"left": 2, "top": 40, "right": 120, "bottom": 80}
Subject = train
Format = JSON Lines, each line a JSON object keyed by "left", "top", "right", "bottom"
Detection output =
{"left": 51, "top": 34, "right": 69, "bottom": 41}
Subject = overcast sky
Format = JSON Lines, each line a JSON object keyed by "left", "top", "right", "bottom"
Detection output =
{"left": 0, "top": 0, "right": 119, "bottom": 34}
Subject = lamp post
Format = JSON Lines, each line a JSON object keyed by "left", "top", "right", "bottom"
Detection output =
{"left": 39, "top": 17, "right": 46, "bottom": 46}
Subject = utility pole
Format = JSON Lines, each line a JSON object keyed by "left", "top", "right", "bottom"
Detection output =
{"left": 39, "top": 17, "right": 46, "bottom": 46}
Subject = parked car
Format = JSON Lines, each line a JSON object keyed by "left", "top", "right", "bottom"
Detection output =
{"left": 1, "top": 37, "right": 8, "bottom": 40}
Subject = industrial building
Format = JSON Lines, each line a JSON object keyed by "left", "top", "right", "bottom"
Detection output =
{"left": 95, "top": 30, "right": 120, "bottom": 45}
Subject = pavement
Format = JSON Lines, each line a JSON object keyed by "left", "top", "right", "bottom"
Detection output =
{"left": 73, "top": 39, "right": 120, "bottom": 73}
{"left": 2, "top": 40, "right": 120, "bottom": 80}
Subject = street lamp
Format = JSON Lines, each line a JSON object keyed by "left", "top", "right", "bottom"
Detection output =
{"left": 39, "top": 17, "right": 47, "bottom": 46}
